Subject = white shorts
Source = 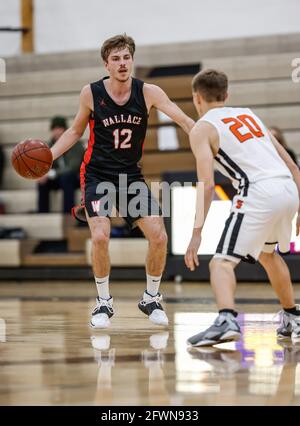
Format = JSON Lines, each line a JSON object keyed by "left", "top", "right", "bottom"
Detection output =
{"left": 214, "top": 177, "right": 299, "bottom": 264}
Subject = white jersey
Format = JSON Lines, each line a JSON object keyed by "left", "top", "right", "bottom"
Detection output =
{"left": 200, "top": 107, "right": 292, "bottom": 196}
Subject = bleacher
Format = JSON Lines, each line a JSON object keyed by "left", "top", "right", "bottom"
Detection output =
{"left": 1, "top": 33, "right": 299, "bottom": 271}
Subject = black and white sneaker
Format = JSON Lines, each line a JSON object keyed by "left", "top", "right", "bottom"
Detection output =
{"left": 291, "top": 315, "right": 300, "bottom": 344}
{"left": 187, "top": 312, "right": 241, "bottom": 347}
{"left": 277, "top": 311, "right": 294, "bottom": 340}
{"left": 138, "top": 291, "right": 168, "bottom": 326}
{"left": 277, "top": 307, "right": 300, "bottom": 344}
{"left": 90, "top": 296, "right": 114, "bottom": 329}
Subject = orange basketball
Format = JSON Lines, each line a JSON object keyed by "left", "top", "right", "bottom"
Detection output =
{"left": 11, "top": 139, "right": 53, "bottom": 179}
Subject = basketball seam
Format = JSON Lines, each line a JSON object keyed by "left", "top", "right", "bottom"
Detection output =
{"left": 17, "top": 144, "right": 39, "bottom": 178}
{"left": 22, "top": 152, "right": 52, "bottom": 165}
{"left": 13, "top": 146, "right": 51, "bottom": 162}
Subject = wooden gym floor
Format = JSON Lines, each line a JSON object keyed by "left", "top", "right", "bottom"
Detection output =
{"left": 0, "top": 281, "right": 300, "bottom": 406}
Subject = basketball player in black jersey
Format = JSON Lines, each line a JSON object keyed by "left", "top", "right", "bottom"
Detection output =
{"left": 51, "top": 34, "right": 195, "bottom": 329}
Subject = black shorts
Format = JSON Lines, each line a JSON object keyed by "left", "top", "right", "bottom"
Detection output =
{"left": 73, "top": 172, "right": 161, "bottom": 228}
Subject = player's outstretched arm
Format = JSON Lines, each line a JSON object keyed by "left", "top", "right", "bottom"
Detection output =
{"left": 144, "top": 84, "right": 195, "bottom": 134}
{"left": 184, "top": 122, "right": 216, "bottom": 271}
{"left": 51, "top": 85, "right": 92, "bottom": 160}
{"left": 269, "top": 130, "right": 300, "bottom": 235}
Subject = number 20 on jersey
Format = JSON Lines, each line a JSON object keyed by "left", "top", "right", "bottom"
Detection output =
{"left": 222, "top": 114, "right": 264, "bottom": 143}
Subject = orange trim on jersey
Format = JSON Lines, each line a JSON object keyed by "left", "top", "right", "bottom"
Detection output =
{"left": 80, "top": 118, "right": 95, "bottom": 204}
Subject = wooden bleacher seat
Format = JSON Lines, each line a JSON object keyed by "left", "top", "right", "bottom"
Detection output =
{"left": 148, "top": 102, "right": 300, "bottom": 130}
{"left": 202, "top": 52, "right": 299, "bottom": 81}
{"left": 5, "top": 33, "right": 300, "bottom": 75}
{"left": 0, "top": 240, "right": 22, "bottom": 266}
{"left": 145, "top": 128, "right": 299, "bottom": 156}
{"left": 0, "top": 93, "right": 79, "bottom": 122}
{"left": 0, "top": 119, "right": 89, "bottom": 147}
{"left": 0, "top": 239, "right": 37, "bottom": 267}
{"left": 0, "top": 214, "right": 64, "bottom": 240}
{"left": 228, "top": 79, "right": 300, "bottom": 106}
{"left": 2, "top": 65, "right": 297, "bottom": 139}
{"left": 144, "top": 75, "right": 192, "bottom": 100}
{"left": 2, "top": 149, "right": 36, "bottom": 189}
{"left": 141, "top": 151, "right": 195, "bottom": 177}
{"left": 0, "top": 188, "right": 81, "bottom": 213}
{"left": 86, "top": 238, "right": 148, "bottom": 266}
{"left": 251, "top": 105, "right": 300, "bottom": 130}
{"left": 0, "top": 190, "right": 37, "bottom": 213}
{"left": 23, "top": 252, "right": 87, "bottom": 266}
{"left": 0, "top": 67, "right": 104, "bottom": 97}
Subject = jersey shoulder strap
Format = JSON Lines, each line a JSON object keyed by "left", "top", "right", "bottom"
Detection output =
{"left": 90, "top": 79, "right": 105, "bottom": 97}
{"left": 132, "top": 78, "right": 147, "bottom": 112}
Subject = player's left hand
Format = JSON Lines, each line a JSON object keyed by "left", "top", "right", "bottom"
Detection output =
{"left": 296, "top": 213, "right": 300, "bottom": 237}
{"left": 185, "top": 235, "right": 201, "bottom": 271}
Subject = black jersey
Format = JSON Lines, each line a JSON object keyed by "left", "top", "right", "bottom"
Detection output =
{"left": 81, "top": 77, "right": 148, "bottom": 182}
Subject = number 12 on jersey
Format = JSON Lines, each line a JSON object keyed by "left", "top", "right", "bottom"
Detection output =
{"left": 113, "top": 128, "right": 132, "bottom": 149}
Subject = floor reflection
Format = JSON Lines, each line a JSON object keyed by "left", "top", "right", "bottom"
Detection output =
{"left": 187, "top": 346, "right": 242, "bottom": 376}
{"left": 1, "top": 294, "right": 300, "bottom": 405}
{"left": 177, "top": 312, "right": 300, "bottom": 404}
{"left": 90, "top": 331, "right": 171, "bottom": 406}
{"left": 91, "top": 335, "right": 115, "bottom": 405}
{"left": 141, "top": 332, "right": 170, "bottom": 405}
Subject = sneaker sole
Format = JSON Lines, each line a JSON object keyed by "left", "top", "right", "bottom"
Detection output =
{"left": 188, "top": 331, "right": 241, "bottom": 347}
{"left": 149, "top": 317, "right": 169, "bottom": 327}
{"left": 291, "top": 336, "right": 300, "bottom": 344}
{"left": 89, "top": 320, "right": 111, "bottom": 329}
{"left": 139, "top": 305, "right": 169, "bottom": 327}
{"left": 277, "top": 334, "right": 291, "bottom": 341}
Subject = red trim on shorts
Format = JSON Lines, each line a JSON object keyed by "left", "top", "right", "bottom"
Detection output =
{"left": 71, "top": 206, "right": 77, "bottom": 220}
{"left": 80, "top": 118, "right": 95, "bottom": 204}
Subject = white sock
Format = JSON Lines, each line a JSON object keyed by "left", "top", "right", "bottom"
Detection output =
{"left": 146, "top": 274, "right": 162, "bottom": 296}
{"left": 95, "top": 275, "right": 110, "bottom": 300}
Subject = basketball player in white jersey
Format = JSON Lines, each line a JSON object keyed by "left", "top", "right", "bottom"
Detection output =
{"left": 185, "top": 69, "right": 300, "bottom": 346}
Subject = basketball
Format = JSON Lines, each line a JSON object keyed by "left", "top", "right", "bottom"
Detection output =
{"left": 11, "top": 139, "right": 53, "bottom": 179}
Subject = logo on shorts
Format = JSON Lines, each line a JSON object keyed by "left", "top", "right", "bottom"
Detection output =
{"left": 100, "top": 99, "right": 106, "bottom": 107}
{"left": 91, "top": 200, "right": 101, "bottom": 212}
